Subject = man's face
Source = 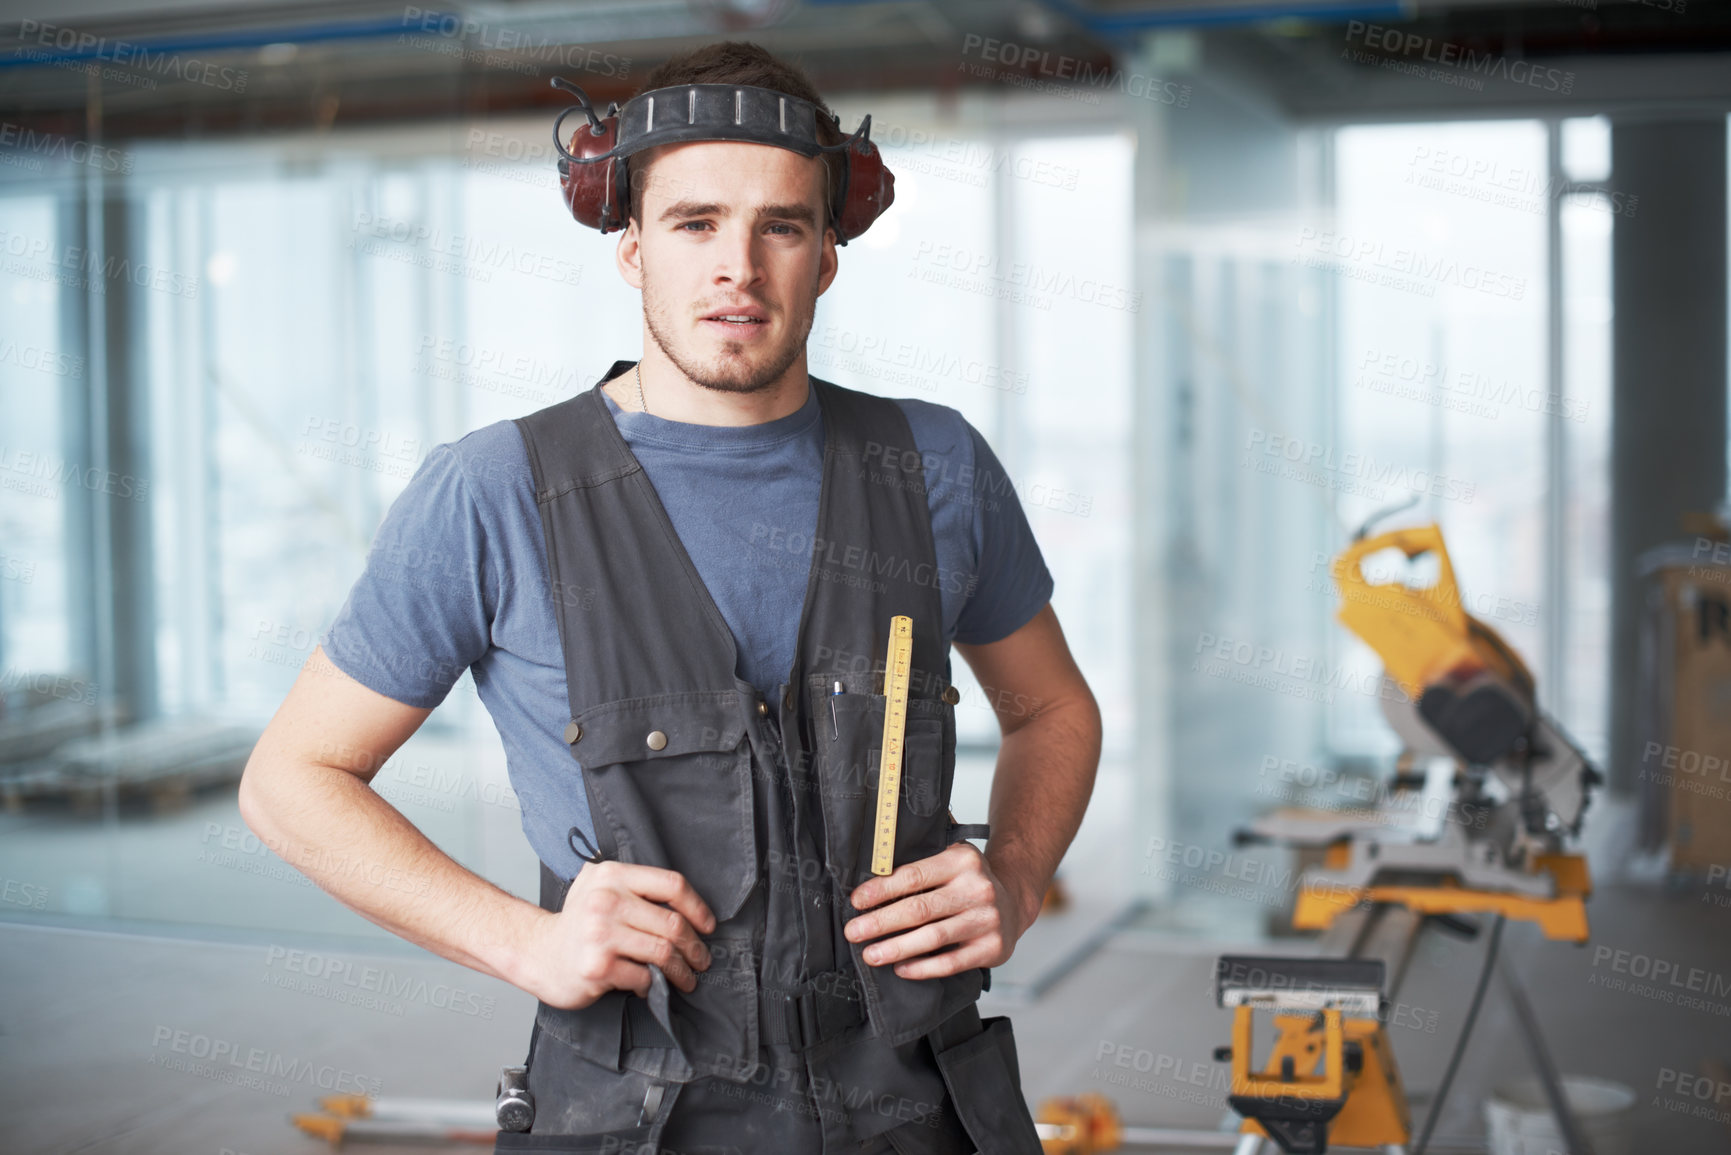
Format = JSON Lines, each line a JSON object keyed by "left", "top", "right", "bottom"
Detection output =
{"left": 619, "top": 140, "right": 838, "bottom": 394}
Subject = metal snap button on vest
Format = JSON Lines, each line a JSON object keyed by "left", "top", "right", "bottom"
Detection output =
{"left": 783, "top": 689, "right": 794, "bottom": 712}
{"left": 564, "top": 721, "right": 583, "bottom": 744}
{"left": 756, "top": 699, "right": 768, "bottom": 717}
{"left": 646, "top": 730, "right": 668, "bottom": 751}
{"left": 941, "top": 685, "right": 960, "bottom": 705}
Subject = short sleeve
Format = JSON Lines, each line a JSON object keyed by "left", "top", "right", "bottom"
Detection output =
{"left": 319, "top": 444, "right": 495, "bottom": 709}
{"left": 952, "top": 424, "right": 1055, "bottom": 646}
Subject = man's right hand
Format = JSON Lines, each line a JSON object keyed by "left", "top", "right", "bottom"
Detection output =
{"left": 525, "top": 861, "right": 717, "bottom": 1009}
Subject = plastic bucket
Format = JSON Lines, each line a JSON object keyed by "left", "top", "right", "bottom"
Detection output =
{"left": 1484, "top": 1076, "right": 1637, "bottom": 1155}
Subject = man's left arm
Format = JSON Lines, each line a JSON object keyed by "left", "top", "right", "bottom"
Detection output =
{"left": 844, "top": 602, "right": 1103, "bottom": 978}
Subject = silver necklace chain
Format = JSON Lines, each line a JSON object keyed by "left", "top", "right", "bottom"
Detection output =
{"left": 634, "top": 363, "right": 646, "bottom": 414}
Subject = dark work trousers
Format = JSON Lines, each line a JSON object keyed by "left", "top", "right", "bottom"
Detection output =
{"left": 515, "top": 1006, "right": 982, "bottom": 1154}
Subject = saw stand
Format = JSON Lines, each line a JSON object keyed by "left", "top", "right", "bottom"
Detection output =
{"left": 1216, "top": 896, "right": 1595, "bottom": 1155}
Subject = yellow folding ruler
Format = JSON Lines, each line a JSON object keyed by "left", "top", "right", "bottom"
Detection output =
{"left": 871, "top": 615, "right": 914, "bottom": 877}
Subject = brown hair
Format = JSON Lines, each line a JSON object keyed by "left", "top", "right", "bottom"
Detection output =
{"left": 626, "top": 41, "right": 842, "bottom": 229}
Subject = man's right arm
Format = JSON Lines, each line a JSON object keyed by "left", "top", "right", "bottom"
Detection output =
{"left": 238, "top": 645, "right": 715, "bottom": 1006}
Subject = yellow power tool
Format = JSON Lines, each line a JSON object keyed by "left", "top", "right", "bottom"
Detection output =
{"left": 1217, "top": 519, "right": 1600, "bottom": 1155}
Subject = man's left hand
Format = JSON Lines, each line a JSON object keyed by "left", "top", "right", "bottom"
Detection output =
{"left": 843, "top": 842, "right": 1034, "bottom": 980}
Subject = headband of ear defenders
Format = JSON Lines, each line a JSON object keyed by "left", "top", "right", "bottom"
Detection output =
{"left": 549, "top": 76, "right": 896, "bottom": 244}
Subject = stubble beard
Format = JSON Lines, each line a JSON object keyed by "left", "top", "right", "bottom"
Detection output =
{"left": 641, "top": 266, "right": 819, "bottom": 395}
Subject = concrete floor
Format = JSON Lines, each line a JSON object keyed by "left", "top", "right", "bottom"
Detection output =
{"left": 0, "top": 921, "right": 530, "bottom": 1155}
{"left": 5, "top": 871, "right": 1730, "bottom": 1154}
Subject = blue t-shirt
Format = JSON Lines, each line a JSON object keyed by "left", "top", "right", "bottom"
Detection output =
{"left": 320, "top": 376, "right": 1053, "bottom": 878}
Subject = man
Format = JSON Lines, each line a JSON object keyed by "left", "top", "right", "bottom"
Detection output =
{"left": 240, "top": 40, "right": 1100, "bottom": 1155}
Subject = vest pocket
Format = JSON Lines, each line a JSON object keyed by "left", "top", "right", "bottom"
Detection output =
{"left": 534, "top": 993, "right": 626, "bottom": 1073}
{"left": 811, "top": 677, "right": 980, "bottom": 1044}
{"left": 492, "top": 1018, "right": 681, "bottom": 1153}
{"left": 566, "top": 691, "right": 758, "bottom": 924}
{"left": 930, "top": 1015, "right": 1044, "bottom": 1154}
{"left": 812, "top": 687, "right": 955, "bottom": 891}
{"left": 564, "top": 691, "right": 761, "bottom": 1071}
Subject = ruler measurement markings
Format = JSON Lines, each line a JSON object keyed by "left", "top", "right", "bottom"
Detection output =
{"left": 871, "top": 615, "right": 913, "bottom": 877}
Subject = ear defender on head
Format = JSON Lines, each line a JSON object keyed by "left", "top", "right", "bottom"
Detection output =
{"left": 551, "top": 78, "right": 625, "bottom": 232}
{"left": 550, "top": 77, "right": 895, "bottom": 245}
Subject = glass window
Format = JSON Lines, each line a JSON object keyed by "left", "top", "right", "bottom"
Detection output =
{"left": 0, "top": 195, "right": 72, "bottom": 682}
{"left": 1557, "top": 122, "right": 1614, "bottom": 764}
{"left": 1328, "top": 121, "right": 1550, "bottom": 757}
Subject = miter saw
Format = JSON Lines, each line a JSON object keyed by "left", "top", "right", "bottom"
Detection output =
{"left": 1252, "top": 520, "right": 1601, "bottom": 929}
{"left": 1213, "top": 519, "right": 1602, "bottom": 1155}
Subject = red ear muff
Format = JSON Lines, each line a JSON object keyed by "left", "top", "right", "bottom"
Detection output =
{"left": 551, "top": 77, "right": 629, "bottom": 232}
{"left": 833, "top": 135, "right": 895, "bottom": 244}
{"left": 557, "top": 115, "right": 624, "bottom": 232}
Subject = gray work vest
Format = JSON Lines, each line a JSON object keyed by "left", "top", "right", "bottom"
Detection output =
{"left": 503, "top": 366, "right": 1043, "bottom": 1153}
